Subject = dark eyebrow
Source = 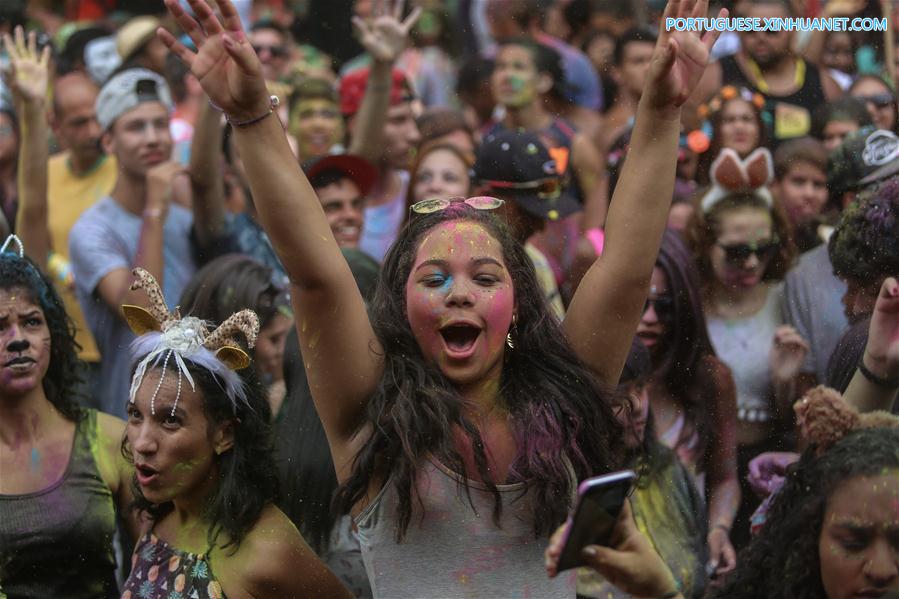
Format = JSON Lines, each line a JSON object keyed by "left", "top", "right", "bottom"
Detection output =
{"left": 22, "top": 310, "right": 41, "bottom": 318}
{"left": 153, "top": 404, "right": 187, "bottom": 419}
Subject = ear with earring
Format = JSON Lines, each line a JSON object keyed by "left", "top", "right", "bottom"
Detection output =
{"left": 506, "top": 314, "right": 518, "bottom": 349}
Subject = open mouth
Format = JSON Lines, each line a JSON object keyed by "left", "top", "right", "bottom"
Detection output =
{"left": 4, "top": 356, "right": 35, "bottom": 368}
{"left": 439, "top": 324, "right": 482, "bottom": 355}
{"left": 135, "top": 464, "right": 160, "bottom": 485}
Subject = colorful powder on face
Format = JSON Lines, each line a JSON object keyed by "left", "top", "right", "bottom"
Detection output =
{"left": 30, "top": 447, "right": 40, "bottom": 472}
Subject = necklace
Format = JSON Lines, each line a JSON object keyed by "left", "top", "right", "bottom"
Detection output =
{"left": 745, "top": 57, "right": 805, "bottom": 94}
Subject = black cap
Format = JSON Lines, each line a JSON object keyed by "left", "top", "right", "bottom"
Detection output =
{"left": 829, "top": 127, "right": 899, "bottom": 194}
{"left": 473, "top": 129, "right": 580, "bottom": 221}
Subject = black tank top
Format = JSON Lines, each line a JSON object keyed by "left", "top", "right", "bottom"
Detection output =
{"left": 0, "top": 409, "right": 118, "bottom": 598}
{"left": 719, "top": 54, "right": 825, "bottom": 145}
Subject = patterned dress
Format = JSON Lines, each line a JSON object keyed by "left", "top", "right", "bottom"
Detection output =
{"left": 121, "top": 532, "right": 226, "bottom": 599}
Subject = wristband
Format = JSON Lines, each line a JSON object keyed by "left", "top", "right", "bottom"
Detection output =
{"left": 857, "top": 358, "right": 899, "bottom": 389}
{"left": 585, "top": 227, "right": 605, "bottom": 256}
{"left": 142, "top": 207, "right": 164, "bottom": 219}
{"left": 711, "top": 523, "right": 731, "bottom": 534}
{"left": 210, "top": 95, "right": 280, "bottom": 128}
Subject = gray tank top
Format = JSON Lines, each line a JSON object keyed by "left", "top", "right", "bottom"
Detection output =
{"left": 354, "top": 458, "right": 577, "bottom": 598}
{"left": 0, "top": 409, "right": 117, "bottom": 598}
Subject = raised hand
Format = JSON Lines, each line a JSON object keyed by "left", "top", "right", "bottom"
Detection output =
{"left": 352, "top": 0, "right": 422, "bottom": 65}
{"left": 157, "top": 0, "right": 270, "bottom": 121}
{"left": 769, "top": 325, "right": 810, "bottom": 385}
{"left": 863, "top": 277, "right": 899, "bottom": 380}
{"left": 2, "top": 26, "right": 51, "bottom": 104}
{"left": 645, "top": 0, "right": 727, "bottom": 112}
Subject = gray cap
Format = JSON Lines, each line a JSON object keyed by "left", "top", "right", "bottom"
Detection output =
{"left": 96, "top": 68, "right": 173, "bottom": 131}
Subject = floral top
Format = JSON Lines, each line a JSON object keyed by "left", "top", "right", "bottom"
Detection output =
{"left": 121, "top": 532, "right": 226, "bottom": 599}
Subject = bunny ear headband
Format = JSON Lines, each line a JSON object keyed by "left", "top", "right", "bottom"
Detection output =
{"left": 701, "top": 147, "right": 775, "bottom": 214}
{"left": 794, "top": 386, "right": 899, "bottom": 456}
{"left": 124, "top": 268, "right": 260, "bottom": 416}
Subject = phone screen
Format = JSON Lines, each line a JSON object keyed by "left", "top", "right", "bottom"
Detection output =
{"left": 556, "top": 470, "right": 635, "bottom": 572}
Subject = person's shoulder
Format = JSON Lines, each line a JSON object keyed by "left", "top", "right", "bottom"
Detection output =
{"left": 70, "top": 196, "right": 117, "bottom": 236}
{"left": 225, "top": 506, "right": 320, "bottom": 591}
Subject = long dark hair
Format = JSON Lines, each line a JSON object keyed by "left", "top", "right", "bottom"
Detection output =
{"left": 653, "top": 230, "right": 729, "bottom": 465}
{"left": 124, "top": 358, "right": 279, "bottom": 551}
{"left": 333, "top": 204, "right": 624, "bottom": 541}
{"left": 715, "top": 427, "right": 899, "bottom": 598}
{"left": 0, "top": 252, "right": 84, "bottom": 420}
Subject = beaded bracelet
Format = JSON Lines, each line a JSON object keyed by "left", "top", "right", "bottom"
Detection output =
{"left": 857, "top": 358, "right": 899, "bottom": 389}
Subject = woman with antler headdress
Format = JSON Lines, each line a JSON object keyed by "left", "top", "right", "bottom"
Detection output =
{"left": 120, "top": 268, "right": 350, "bottom": 598}
{"left": 0, "top": 235, "right": 135, "bottom": 597}
{"left": 686, "top": 147, "right": 805, "bottom": 549}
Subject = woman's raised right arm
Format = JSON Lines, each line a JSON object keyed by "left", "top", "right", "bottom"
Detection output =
{"left": 159, "top": 0, "right": 382, "bottom": 456}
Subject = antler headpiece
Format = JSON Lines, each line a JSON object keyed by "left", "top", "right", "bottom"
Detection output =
{"left": 701, "top": 147, "right": 775, "bottom": 214}
{"left": 124, "top": 268, "right": 260, "bottom": 415}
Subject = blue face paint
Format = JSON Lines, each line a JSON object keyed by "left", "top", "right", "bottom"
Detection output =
{"left": 30, "top": 447, "right": 40, "bottom": 472}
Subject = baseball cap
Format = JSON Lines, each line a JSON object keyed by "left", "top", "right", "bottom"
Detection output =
{"left": 116, "top": 16, "right": 160, "bottom": 62}
{"left": 828, "top": 127, "right": 899, "bottom": 195}
{"left": 473, "top": 130, "right": 580, "bottom": 221}
{"left": 96, "top": 68, "right": 173, "bottom": 131}
{"left": 338, "top": 67, "right": 415, "bottom": 117}
{"left": 303, "top": 154, "right": 378, "bottom": 197}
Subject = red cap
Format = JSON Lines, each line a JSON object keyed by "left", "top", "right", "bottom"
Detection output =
{"left": 339, "top": 67, "right": 414, "bottom": 117}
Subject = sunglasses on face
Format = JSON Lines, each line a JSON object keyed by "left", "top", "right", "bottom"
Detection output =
{"left": 716, "top": 239, "right": 780, "bottom": 264}
{"left": 643, "top": 295, "right": 675, "bottom": 321}
{"left": 253, "top": 44, "right": 288, "bottom": 58}
{"left": 857, "top": 93, "right": 895, "bottom": 108}
{"left": 481, "top": 177, "right": 562, "bottom": 200}
{"left": 410, "top": 196, "right": 505, "bottom": 216}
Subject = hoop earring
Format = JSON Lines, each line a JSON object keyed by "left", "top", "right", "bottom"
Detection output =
{"left": 506, "top": 314, "right": 518, "bottom": 349}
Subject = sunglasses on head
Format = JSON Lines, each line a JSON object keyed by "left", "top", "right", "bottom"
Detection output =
{"left": 481, "top": 177, "right": 562, "bottom": 200}
{"left": 253, "top": 44, "right": 288, "bottom": 58}
{"left": 716, "top": 238, "right": 780, "bottom": 264}
{"left": 410, "top": 196, "right": 505, "bottom": 216}
{"left": 858, "top": 93, "right": 895, "bottom": 108}
{"left": 643, "top": 295, "right": 675, "bottom": 321}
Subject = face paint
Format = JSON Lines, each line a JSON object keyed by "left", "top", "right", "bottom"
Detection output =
{"left": 126, "top": 369, "right": 225, "bottom": 508}
{"left": 405, "top": 221, "right": 515, "bottom": 390}
{"left": 0, "top": 287, "right": 52, "bottom": 399}
{"left": 819, "top": 472, "right": 899, "bottom": 599}
{"left": 491, "top": 45, "right": 540, "bottom": 109}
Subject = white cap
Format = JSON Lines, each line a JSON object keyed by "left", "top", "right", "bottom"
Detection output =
{"left": 96, "top": 68, "right": 173, "bottom": 131}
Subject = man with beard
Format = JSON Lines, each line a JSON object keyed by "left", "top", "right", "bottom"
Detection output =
{"left": 691, "top": 0, "right": 841, "bottom": 145}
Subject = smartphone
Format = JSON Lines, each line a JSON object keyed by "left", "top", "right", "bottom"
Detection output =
{"left": 555, "top": 470, "right": 636, "bottom": 573}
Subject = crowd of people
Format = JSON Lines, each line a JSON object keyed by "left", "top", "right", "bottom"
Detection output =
{"left": 1, "top": 0, "right": 898, "bottom": 596}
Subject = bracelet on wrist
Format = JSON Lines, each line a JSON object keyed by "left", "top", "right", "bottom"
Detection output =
{"left": 858, "top": 358, "right": 899, "bottom": 389}
{"left": 142, "top": 207, "right": 164, "bottom": 220}
{"left": 209, "top": 95, "right": 280, "bottom": 128}
{"left": 710, "top": 523, "right": 731, "bottom": 535}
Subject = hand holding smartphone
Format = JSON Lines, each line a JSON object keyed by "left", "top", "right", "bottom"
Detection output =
{"left": 555, "top": 470, "right": 636, "bottom": 573}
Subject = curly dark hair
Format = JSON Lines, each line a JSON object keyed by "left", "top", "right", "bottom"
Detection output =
{"left": 714, "top": 427, "right": 899, "bottom": 598}
{"left": 333, "top": 203, "right": 625, "bottom": 541}
{"left": 123, "top": 357, "right": 279, "bottom": 552}
{"left": 0, "top": 252, "right": 85, "bottom": 420}
{"left": 687, "top": 192, "right": 797, "bottom": 288}
{"left": 829, "top": 178, "right": 899, "bottom": 286}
